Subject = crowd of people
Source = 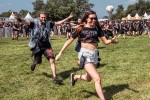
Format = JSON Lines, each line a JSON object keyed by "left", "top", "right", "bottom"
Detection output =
{"left": 0, "top": 21, "right": 31, "bottom": 40}
{"left": 0, "top": 10, "right": 150, "bottom": 100}
{"left": 0, "top": 17, "right": 150, "bottom": 40}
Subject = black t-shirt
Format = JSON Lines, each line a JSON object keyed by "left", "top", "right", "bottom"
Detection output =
{"left": 72, "top": 26, "right": 104, "bottom": 43}
{"left": 12, "top": 24, "right": 19, "bottom": 31}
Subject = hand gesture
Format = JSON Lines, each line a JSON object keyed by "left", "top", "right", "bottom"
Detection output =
{"left": 111, "top": 36, "right": 118, "bottom": 43}
{"left": 55, "top": 53, "right": 62, "bottom": 61}
{"left": 68, "top": 12, "right": 73, "bottom": 19}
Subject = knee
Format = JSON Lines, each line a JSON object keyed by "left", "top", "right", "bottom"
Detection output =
{"left": 93, "top": 77, "right": 101, "bottom": 83}
{"left": 49, "top": 58, "right": 55, "bottom": 64}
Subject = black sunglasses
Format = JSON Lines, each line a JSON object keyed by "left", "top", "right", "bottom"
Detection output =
{"left": 88, "top": 17, "right": 97, "bottom": 21}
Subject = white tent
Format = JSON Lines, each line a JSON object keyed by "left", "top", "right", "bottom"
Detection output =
{"left": 24, "top": 12, "right": 33, "bottom": 21}
{"left": 127, "top": 14, "right": 131, "bottom": 20}
{"left": 8, "top": 12, "right": 17, "bottom": 22}
{"left": 144, "top": 12, "right": 148, "bottom": 17}
{"left": 143, "top": 12, "right": 150, "bottom": 19}
{"left": 135, "top": 13, "right": 139, "bottom": 19}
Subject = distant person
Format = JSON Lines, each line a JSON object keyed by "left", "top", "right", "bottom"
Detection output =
{"left": 12, "top": 22, "right": 20, "bottom": 40}
{"left": 23, "top": 24, "right": 30, "bottom": 39}
{"left": 12, "top": 12, "right": 73, "bottom": 84}
{"left": 55, "top": 10, "right": 118, "bottom": 100}
{"left": 66, "top": 23, "right": 72, "bottom": 39}
{"left": 117, "top": 21, "right": 126, "bottom": 39}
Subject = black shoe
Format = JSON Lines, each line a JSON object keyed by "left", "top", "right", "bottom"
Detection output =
{"left": 53, "top": 77, "right": 63, "bottom": 84}
{"left": 71, "top": 73, "right": 77, "bottom": 86}
{"left": 31, "top": 63, "right": 36, "bottom": 71}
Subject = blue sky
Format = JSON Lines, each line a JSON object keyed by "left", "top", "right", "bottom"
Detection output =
{"left": 0, "top": 0, "right": 138, "bottom": 18}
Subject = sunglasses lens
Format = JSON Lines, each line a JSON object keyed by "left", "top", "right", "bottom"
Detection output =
{"left": 89, "top": 17, "right": 96, "bottom": 20}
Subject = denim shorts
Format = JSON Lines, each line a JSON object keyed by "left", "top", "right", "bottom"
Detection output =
{"left": 78, "top": 47, "right": 98, "bottom": 65}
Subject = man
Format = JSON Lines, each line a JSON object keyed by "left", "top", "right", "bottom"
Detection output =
{"left": 12, "top": 12, "right": 73, "bottom": 84}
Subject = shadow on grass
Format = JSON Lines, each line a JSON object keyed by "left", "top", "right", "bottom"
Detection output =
{"left": 80, "top": 84, "right": 139, "bottom": 99}
{"left": 59, "top": 63, "right": 107, "bottom": 80}
{"left": 42, "top": 67, "right": 79, "bottom": 80}
{"left": 42, "top": 72, "right": 53, "bottom": 78}
{"left": 59, "top": 67, "right": 79, "bottom": 79}
{"left": 104, "top": 84, "right": 139, "bottom": 100}
{"left": 96, "top": 63, "right": 107, "bottom": 68}
{"left": 97, "top": 46, "right": 106, "bottom": 49}
{"left": 80, "top": 90, "right": 98, "bottom": 98}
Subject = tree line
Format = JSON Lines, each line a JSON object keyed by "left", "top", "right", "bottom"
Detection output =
{"left": 112, "top": 0, "right": 150, "bottom": 20}
{"left": 0, "top": 0, "right": 150, "bottom": 20}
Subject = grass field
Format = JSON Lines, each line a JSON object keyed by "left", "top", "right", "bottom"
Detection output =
{"left": 0, "top": 36, "right": 150, "bottom": 100}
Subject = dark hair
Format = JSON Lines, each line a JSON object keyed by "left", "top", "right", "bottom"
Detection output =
{"left": 81, "top": 10, "right": 99, "bottom": 25}
{"left": 37, "top": 11, "right": 46, "bottom": 17}
{"left": 74, "top": 10, "right": 99, "bottom": 36}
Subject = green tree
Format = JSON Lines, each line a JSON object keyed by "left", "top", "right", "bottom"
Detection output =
{"left": 126, "top": 0, "right": 150, "bottom": 16}
{"left": 19, "top": 10, "right": 30, "bottom": 18}
{"left": 112, "top": 5, "right": 125, "bottom": 20}
{"left": 0, "top": 10, "right": 12, "bottom": 17}
{"left": 32, "top": 0, "right": 94, "bottom": 20}
{"left": 32, "top": 0, "right": 45, "bottom": 17}
{"left": 113, "top": 0, "right": 150, "bottom": 20}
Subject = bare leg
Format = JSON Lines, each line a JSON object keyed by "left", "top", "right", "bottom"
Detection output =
{"left": 85, "top": 63, "right": 105, "bottom": 100}
{"left": 75, "top": 63, "right": 105, "bottom": 100}
{"left": 49, "top": 58, "right": 56, "bottom": 77}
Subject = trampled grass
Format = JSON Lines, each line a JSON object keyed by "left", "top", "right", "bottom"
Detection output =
{"left": 0, "top": 36, "right": 150, "bottom": 100}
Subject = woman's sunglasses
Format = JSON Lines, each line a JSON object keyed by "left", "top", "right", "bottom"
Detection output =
{"left": 88, "top": 17, "right": 97, "bottom": 21}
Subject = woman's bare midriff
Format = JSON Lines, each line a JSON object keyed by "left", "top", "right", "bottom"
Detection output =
{"left": 81, "top": 42, "right": 98, "bottom": 50}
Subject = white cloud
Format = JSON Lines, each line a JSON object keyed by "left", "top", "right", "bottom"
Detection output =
{"left": 31, "top": 0, "right": 47, "bottom": 4}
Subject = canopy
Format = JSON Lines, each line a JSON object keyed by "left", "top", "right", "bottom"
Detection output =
{"left": 135, "top": 13, "right": 139, "bottom": 19}
{"left": 8, "top": 12, "right": 17, "bottom": 22}
{"left": 127, "top": 14, "right": 131, "bottom": 20}
{"left": 143, "top": 12, "right": 150, "bottom": 19}
{"left": 24, "top": 12, "right": 33, "bottom": 21}
{"left": 144, "top": 12, "right": 148, "bottom": 17}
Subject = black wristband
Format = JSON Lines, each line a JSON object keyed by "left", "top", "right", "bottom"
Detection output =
{"left": 17, "top": 18, "right": 22, "bottom": 22}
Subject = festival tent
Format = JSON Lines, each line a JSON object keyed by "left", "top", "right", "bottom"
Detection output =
{"left": 144, "top": 12, "right": 148, "bottom": 17}
{"left": 122, "top": 13, "right": 142, "bottom": 20}
{"left": 7, "top": 12, "right": 17, "bottom": 22}
{"left": 24, "top": 12, "right": 33, "bottom": 21}
{"left": 135, "top": 13, "right": 139, "bottom": 19}
{"left": 127, "top": 14, "right": 131, "bottom": 20}
{"left": 143, "top": 12, "right": 150, "bottom": 19}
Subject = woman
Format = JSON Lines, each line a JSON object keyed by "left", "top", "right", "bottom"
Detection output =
{"left": 55, "top": 10, "right": 117, "bottom": 100}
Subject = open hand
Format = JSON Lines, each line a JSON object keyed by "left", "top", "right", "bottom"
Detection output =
{"left": 55, "top": 53, "right": 61, "bottom": 61}
{"left": 68, "top": 12, "right": 73, "bottom": 19}
{"left": 112, "top": 36, "right": 119, "bottom": 43}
